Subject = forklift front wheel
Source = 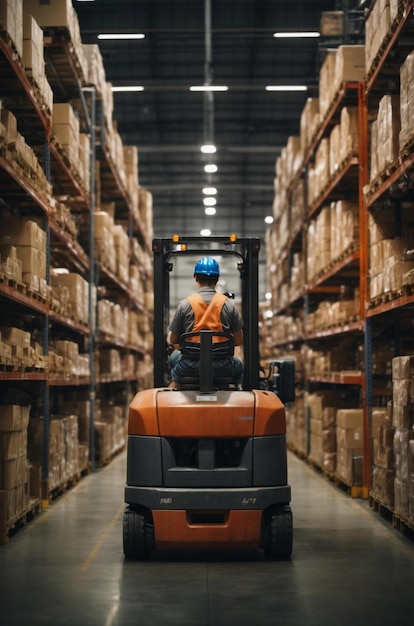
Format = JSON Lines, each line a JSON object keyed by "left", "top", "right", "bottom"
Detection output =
{"left": 123, "top": 507, "right": 150, "bottom": 560}
{"left": 263, "top": 505, "right": 293, "bottom": 560}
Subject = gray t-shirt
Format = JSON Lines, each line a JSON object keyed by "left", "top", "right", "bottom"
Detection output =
{"left": 169, "top": 287, "right": 243, "bottom": 337}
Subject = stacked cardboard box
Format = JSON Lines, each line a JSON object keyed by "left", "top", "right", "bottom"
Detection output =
{"left": 0, "top": 246, "right": 22, "bottom": 283}
{"left": 320, "top": 11, "right": 344, "bottom": 36}
{"left": 82, "top": 44, "right": 106, "bottom": 96}
{"left": 330, "top": 200, "right": 359, "bottom": 261}
{"left": 50, "top": 271, "right": 89, "bottom": 324}
{"left": 370, "top": 94, "right": 400, "bottom": 182}
{"left": 286, "top": 392, "right": 307, "bottom": 457}
{"left": 138, "top": 188, "right": 154, "bottom": 243}
{"left": 289, "top": 252, "right": 305, "bottom": 298}
{"left": 98, "top": 349, "right": 122, "bottom": 378}
{"left": 319, "top": 50, "right": 337, "bottom": 120}
{"left": 300, "top": 97, "right": 320, "bottom": 156}
{"left": 52, "top": 102, "right": 80, "bottom": 167}
{"left": 0, "top": 218, "right": 46, "bottom": 295}
{"left": 24, "top": 0, "right": 88, "bottom": 81}
{"left": 78, "top": 133, "right": 91, "bottom": 194}
{"left": 0, "top": 0, "right": 23, "bottom": 58}
{"left": 336, "top": 409, "right": 364, "bottom": 486}
{"left": 124, "top": 146, "right": 139, "bottom": 216}
{"left": 49, "top": 340, "right": 89, "bottom": 379}
{"left": 22, "top": 14, "right": 53, "bottom": 114}
{"left": 399, "top": 51, "right": 414, "bottom": 151}
{"left": 392, "top": 355, "right": 414, "bottom": 519}
{"left": 28, "top": 415, "right": 80, "bottom": 491}
{"left": 113, "top": 225, "right": 130, "bottom": 285}
{"left": 0, "top": 326, "right": 31, "bottom": 368}
{"left": 307, "top": 206, "right": 332, "bottom": 280}
{"left": 307, "top": 391, "right": 348, "bottom": 474}
{"left": 129, "top": 264, "right": 144, "bottom": 303}
{"left": 0, "top": 405, "right": 30, "bottom": 532}
{"left": 330, "top": 107, "right": 359, "bottom": 176}
{"left": 0, "top": 109, "right": 51, "bottom": 201}
{"left": 372, "top": 413, "right": 395, "bottom": 507}
{"left": 319, "top": 46, "right": 365, "bottom": 120}
{"left": 59, "top": 400, "right": 90, "bottom": 469}
{"left": 93, "top": 211, "right": 116, "bottom": 273}
{"left": 369, "top": 237, "right": 414, "bottom": 299}
{"left": 365, "top": 0, "right": 400, "bottom": 75}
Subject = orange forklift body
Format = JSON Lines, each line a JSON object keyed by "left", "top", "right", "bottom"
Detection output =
{"left": 123, "top": 236, "right": 294, "bottom": 559}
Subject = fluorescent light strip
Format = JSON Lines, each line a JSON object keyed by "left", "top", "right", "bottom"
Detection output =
{"left": 204, "top": 164, "right": 218, "bottom": 173}
{"left": 265, "top": 85, "right": 308, "bottom": 92}
{"left": 190, "top": 85, "right": 229, "bottom": 92}
{"left": 273, "top": 31, "right": 320, "bottom": 38}
{"left": 201, "top": 144, "right": 217, "bottom": 154}
{"left": 111, "top": 86, "right": 144, "bottom": 92}
{"left": 98, "top": 33, "right": 145, "bottom": 40}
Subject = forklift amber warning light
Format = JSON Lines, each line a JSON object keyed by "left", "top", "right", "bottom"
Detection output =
{"left": 229, "top": 234, "right": 237, "bottom": 242}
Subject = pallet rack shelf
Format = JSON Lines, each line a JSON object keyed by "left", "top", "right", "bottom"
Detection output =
{"left": 0, "top": 3, "right": 152, "bottom": 532}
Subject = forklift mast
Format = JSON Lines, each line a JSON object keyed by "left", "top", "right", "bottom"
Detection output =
{"left": 152, "top": 235, "right": 261, "bottom": 390}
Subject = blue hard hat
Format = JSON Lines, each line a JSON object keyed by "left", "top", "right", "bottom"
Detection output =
{"left": 194, "top": 257, "right": 220, "bottom": 276}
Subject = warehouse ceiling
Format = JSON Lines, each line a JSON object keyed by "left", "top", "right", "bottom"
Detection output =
{"left": 74, "top": 0, "right": 364, "bottom": 299}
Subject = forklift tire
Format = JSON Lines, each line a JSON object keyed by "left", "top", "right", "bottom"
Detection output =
{"left": 123, "top": 507, "right": 150, "bottom": 560}
{"left": 263, "top": 505, "right": 293, "bottom": 560}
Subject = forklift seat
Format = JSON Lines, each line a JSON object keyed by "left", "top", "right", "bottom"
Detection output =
{"left": 177, "top": 330, "right": 236, "bottom": 390}
{"left": 180, "top": 331, "right": 234, "bottom": 359}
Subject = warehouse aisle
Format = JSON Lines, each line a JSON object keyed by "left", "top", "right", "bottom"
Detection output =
{"left": 0, "top": 450, "right": 413, "bottom": 626}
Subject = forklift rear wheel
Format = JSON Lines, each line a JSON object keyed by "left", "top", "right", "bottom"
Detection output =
{"left": 263, "top": 505, "right": 293, "bottom": 560}
{"left": 123, "top": 507, "right": 150, "bottom": 560}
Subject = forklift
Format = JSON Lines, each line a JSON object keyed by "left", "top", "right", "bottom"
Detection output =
{"left": 123, "top": 235, "right": 295, "bottom": 559}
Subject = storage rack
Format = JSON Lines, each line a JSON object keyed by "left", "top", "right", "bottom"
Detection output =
{"left": 265, "top": 1, "right": 414, "bottom": 530}
{"left": 0, "top": 9, "right": 152, "bottom": 529}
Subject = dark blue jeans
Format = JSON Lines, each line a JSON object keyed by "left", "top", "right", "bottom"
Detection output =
{"left": 169, "top": 350, "right": 244, "bottom": 386}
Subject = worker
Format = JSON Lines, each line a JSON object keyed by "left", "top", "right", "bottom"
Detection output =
{"left": 168, "top": 256, "right": 244, "bottom": 388}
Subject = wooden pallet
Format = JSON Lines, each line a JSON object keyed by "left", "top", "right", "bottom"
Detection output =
{"left": 0, "top": 498, "right": 42, "bottom": 545}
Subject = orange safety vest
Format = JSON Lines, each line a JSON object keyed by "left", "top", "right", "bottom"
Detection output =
{"left": 187, "top": 292, "right": 228, "bottom": 342}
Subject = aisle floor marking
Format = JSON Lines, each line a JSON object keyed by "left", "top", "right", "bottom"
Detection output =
{"left": 81, "top": 504, "right": 124, "bottom": 571}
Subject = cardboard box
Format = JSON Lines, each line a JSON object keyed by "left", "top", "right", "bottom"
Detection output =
{"left": 0, "top": 219, "right": 46, "bottom": 248}
{"left": 0, "top": 432, "right": 27, "bottom": 460}
{"left": 23, "top": 0, "right": 73, "bottom": 28}
{"left": 0, "top": 457, "right": 26, "bottom": 490}
{"left": 0, "top": 489, "right": 16, "bottom": 529}
{"left": 336, "top": 408, "right": 363, "bottom": 429}
{"left": 392, "top": 355, "right": 414, "bottom": 381}
{"left": 337, "top": 426, "right": 363, "bottom": 449}
{"left": 320, "top": 11, "right": 344, "bottom": 36}
{"left": 0, "top": 405, "right": 25, "bottom": 431}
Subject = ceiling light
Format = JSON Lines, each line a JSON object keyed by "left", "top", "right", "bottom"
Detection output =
{"left": 201, "top": 144, "right": 216, "bottom": 154}
{"left": 204, "top": 164, "right": 218, "bottom": 173}
{"left": 98, "top": 33, "right": 145, "bottom": 40}
{"left": 190, "top": 85, "right": 229, "bottom": 92}
{"left": 265, "top": 85, "right": 308, "bottom": 92}
{"left": 200, "top": 229, "right": 211, "bottom": 237}
{"left": 264, "top": 216, "right": 274, "bottom": 224}
{"left": 205, "top": 207, "right": 216, "bottom": 216}
{"left": 111, "top": 86, "right": 144, "bottom": 92}
{"left": 273, "top": 32, "right": 320, "bottom": 38}
{"left": 202, "top": 186, "right": 217, "bottom": 195}
{"left": 265, "top": 292, "right": 272, "bottom": 300}
{"left": 203, "top": 197, "right": 217, "bottom": 207}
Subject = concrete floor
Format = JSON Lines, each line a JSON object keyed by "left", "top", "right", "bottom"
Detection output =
{"left": 0, "top": 450, "right": 413, "bottom": 626}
